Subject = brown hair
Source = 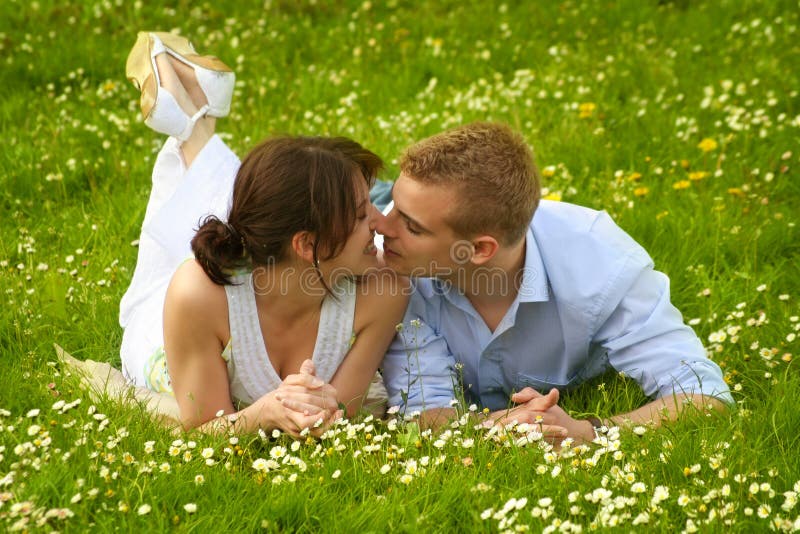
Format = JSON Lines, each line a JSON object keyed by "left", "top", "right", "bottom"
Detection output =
{"left": 400, "top": 122, "right": 540, "bottom": 245}
{"left": 192, "top": 136, "right": 382, "bottom": 285}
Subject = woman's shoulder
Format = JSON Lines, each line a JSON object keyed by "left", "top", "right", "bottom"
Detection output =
{"left": 166, "top": 259, "right": 229, "bottom": 317}
{"left": 353, "top": 269, "right": 410, "bottom": 327}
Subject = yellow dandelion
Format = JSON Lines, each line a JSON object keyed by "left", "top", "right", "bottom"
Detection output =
{"left": 698, "top": 138, "right": 718, "bottom": 152}
{"left": 633, "top": 187, "right": 649, "bottom": 197}
{"left": 680, "top": 159, "right": 690, "bottom": 169}
{"left": 628, "top": 172, "right": 642, "bottom": 182}
{"left": 542, "top": 191, "right": 562, "bottom": 201}
{"left": 578, "top": 102, "right": 596, "bottom": 119}
{"left": 688, "top": 171, "right": 708, "bottom": 181}
{"left": 672, "top": 180, "right": 691, "bottom": 190}
{"left": 727, "top": 187, "right": 744, "bottom": 197}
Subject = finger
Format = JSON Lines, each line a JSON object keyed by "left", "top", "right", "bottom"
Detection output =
{"left": 279, "top": 397, "right": 326, "bottom": 416}
{"left": 510, "top": 387, "right": 540, "bottom": 404}
{"left": 288, "top": 410, "right": 329, "bottom": 433}
{"left": 299, "top": 359, "right": 316, "bottom": 376}
{"left": 523, "top": 388, "right": 560, "bottom": 411}
{"left": 537, "top": 424, "right": 568, "bottom": 437}
{"left": 283, "top": 373, "right": 325, "bottom": 389}
{"left": 275, "top": 388, "right": 340, "bottom": 414}
{"left": 287, "top": 390, "right": 339, "bottom": 410}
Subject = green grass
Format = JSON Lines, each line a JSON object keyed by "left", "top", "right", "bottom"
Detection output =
{"left": 1, "top": 0, "right": 799, "bottom": 531}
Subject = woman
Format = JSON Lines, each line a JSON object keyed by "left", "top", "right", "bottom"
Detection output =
{"left": 119, "top": 32, "right": 407, "bottom": 437}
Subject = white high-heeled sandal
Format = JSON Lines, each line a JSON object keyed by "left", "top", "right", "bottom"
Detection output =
{"left": 126, "top": 33, "right": 210, "bottom": 141}
{"left": 149, "top": 31, "right": 235, "bottom": 118}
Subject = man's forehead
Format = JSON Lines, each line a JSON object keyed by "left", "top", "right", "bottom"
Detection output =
{"left": 393, "top": 173, "right": 454, "bottom": 229}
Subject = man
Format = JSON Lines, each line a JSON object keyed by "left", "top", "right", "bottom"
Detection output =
{"left": 374, "top": 122, "right": 732, "bottom": 442}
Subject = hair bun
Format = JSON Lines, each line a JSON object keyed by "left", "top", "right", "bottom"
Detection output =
{"left": 191, "top": 216, "right": 246, "bottom": 285}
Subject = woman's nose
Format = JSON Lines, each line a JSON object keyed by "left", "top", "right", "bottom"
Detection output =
{"left": 368, "top": 203, "right": 386, "bottom": 231}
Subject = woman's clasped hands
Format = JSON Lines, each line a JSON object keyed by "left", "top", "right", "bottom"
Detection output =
{"left": 242, "top": 359, "right": 342, "bottom": 438}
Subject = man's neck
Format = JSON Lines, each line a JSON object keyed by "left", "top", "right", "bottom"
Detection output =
{"left": 457, "top": 238, "right": 527, "bottom": 332}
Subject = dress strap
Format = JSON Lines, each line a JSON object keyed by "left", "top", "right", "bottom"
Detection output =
{"left": 311, "top": 279, "right": 357, "bottom": 382}
{"left": 224, "top": 272, "right": 281, "bottom": 404}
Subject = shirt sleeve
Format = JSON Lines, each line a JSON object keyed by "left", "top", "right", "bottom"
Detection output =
{"left": 593, "top": 266, "right": 734, "bottom": 405}
{"left": 380, "top": 290, "right": 457, "bottom": 412}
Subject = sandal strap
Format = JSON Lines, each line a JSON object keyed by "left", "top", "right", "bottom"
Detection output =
{"left": 175, "top": 104, "right": 210, "bottom": 142}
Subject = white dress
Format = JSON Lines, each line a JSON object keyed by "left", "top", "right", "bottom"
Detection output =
{"left": 119, "top": 134, "right": 237, "bottom": 388}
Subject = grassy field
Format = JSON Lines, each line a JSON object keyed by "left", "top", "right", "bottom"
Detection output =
{"left": 1, "top": 0, "right": 799, "bottom": 531}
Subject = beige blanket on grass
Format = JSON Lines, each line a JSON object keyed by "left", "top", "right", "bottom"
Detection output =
{"left": 54, "top": 344, "right": 388, "bottom": 427}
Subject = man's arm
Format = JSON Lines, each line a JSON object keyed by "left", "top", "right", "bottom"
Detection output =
{"left": 381, "top": 290, "right": 458, "bottom": 415}
{"left": 491, "top": 262, "right": 733, "bottom": 442}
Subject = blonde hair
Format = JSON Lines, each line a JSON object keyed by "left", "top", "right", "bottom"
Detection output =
{"left": 400, "top": 122, "right": 540, "bottom": 245}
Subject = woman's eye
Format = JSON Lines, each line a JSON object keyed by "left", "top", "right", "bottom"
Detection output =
{"left": 406, "top": 222, "right": 421, "bottom": 235}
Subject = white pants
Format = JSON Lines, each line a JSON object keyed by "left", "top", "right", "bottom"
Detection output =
{"left": 119, "top": 135, "right": 240, "bottom": 387}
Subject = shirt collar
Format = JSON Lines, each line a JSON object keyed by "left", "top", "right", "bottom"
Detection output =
{"left": 518, "top": 225, "right": 550, "bottom": 303}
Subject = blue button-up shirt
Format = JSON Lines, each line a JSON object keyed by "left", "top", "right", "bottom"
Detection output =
{"left": 381, "top": 200, "right": 733, "bottom": 412}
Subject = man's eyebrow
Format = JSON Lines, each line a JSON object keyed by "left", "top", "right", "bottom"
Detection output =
{"left": 396, "top": 209, "right": 431, "bottom": 233}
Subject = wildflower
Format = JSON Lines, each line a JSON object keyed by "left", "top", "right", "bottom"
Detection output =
{"left": 332, "top": 470, "right": 341, "bottom": 479}
{"left": 757, "top": 504, "right": 771, "bottom": 518}
{"left": 688, "top": 171, "right": 708, "bottom": 181}
{"left": 194, "top": 474, "right": 205, "bottom": 485}
{"left": 677, "top": 493, "right": 690, "bottom": 507}
{"left": 579, "top": 102, "right": 596, "bottom": 118}
{"left": 542, "top": 166, "right": 557, "bottom": 178}
{"left": 144, "top": 441, "right": 155, "bottom": 454}
{"left": 137, "top": 504, "right": 151, "bottom": 515}
{"left": 380, "top": 464, "right": 391, "bottom": 475}
{"left": 399, "top": 474, "right": 413, "bottom": 484}
{"left": 672, "top": 180, "right": 691, "bottom": 190}
{"left": 26, "top": 409, "right": 40, "bottom": 418}
{"left": 270, "top": 446, "right": 287, "bottom": 459}
{"left": 727, "top": 187, "right": 745, "bottom": 197}
{"left": 698, "top": 138, "right": 718, "bottom": 152}
{"left": 633, "top": 187, "right": 649, "bottom": 197}
{"left": 201, "top": 448, "right": 214, "bottom": 459}
{"left": 631, "top": 482, "right": 646, "bottom": 494}
{"left": 184, "top": 503, "right": 197, "bottom": 514}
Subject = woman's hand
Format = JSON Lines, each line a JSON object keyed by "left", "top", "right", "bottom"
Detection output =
{"left": 239, "top": 359, "right": 342, "bottom": 438}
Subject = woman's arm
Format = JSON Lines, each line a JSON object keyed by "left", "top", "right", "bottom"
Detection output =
{"left": 330, "top": 270, "right": 410, "bottom": 416}
{"left": 163, "top": 260, "right": 237, "bottom": 428}
{"left": 164, "top": 261, "right": 340, "bottom": 436}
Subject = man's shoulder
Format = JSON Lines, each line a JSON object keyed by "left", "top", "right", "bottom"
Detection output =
{"left": 531, "top": 200, "right": 650, "bottom": 262}
{"left": 531, "top": 201, "right": 655, "bottom": 313}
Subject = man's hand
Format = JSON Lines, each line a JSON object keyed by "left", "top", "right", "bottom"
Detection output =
{"left": 489, "top": 387, "right": 596, "bottom": 443}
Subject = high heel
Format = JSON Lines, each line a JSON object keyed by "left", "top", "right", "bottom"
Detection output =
{"left": 148, "top": 31, "right": 235, "bottom": 118}
{"left": 125, "top": 33, "right": 209, "bottom": 141}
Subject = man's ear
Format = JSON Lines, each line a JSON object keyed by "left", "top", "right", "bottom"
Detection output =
{"left": 290, "top": 231, "right": 316, "bottom": 264}
{"left": 470, "top": 235, "right": 500, "bottom": 265}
